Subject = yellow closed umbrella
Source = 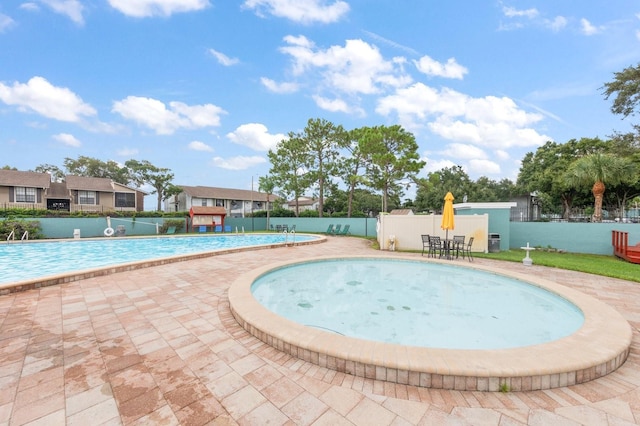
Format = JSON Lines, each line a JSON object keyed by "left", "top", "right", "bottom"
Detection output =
{"left": 441, "top": 192, "right": 455, "bottom": 241}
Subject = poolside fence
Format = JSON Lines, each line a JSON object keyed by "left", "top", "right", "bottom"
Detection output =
{"left": 6, "top": 215, "right": 637, "bottom": 256}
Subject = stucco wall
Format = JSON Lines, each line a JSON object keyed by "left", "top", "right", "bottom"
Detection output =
{"left": 509, "top": 222, "right": 638, "bottom": 255}
{"left": 376, "top": 214, "right": 489, "bottom": 252}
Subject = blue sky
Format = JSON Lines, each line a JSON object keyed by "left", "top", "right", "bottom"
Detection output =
{"left": 1, "top": 0, "right": 639, "bottom": 209}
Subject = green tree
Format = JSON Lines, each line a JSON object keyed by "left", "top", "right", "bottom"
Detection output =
{"left": 516, "top": 138, "right": 608, "bottom": 219}
{"left": 300, "top": 118, "right": 346, "bottom": 218}
{"left": 339, "top": 127, "right": 371, "bottom": 217}
{"left": 360, "top": 125, "right": 425, "bottom": 213}
{"left": 564, "top": 153, "right": 637, "bottom": 222}
{"left": 602, "top": 63, "right": 640, "bottom": 118}
{"left": 34, "top": 164, "right": 64, "bottom": 182}
{"left": 605, "top": 131, "right": 640, "bottom": 217}
{"left": 63, "top": 156, "right": 130, "bottom": 184}
{"left": 415, "top": 166, "right": 473, "bottom": 212}
{"left": 268, "top": 133, "right": 312, "bottom": 217}
{"left": 125, "top": 160, "right": 180, "bottom": 211}
{"left": 258, "top": 175, "right": 276, "bottom": 228}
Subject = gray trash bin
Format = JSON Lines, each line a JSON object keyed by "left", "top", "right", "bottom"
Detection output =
{"left": 488, "top": 233, "right": 500, "bottom": 253}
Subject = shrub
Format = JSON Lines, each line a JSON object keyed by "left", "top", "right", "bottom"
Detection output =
{"left": 299, "top": 210, "right": 319, "bottom": 217}
{"left": 160, "top": 219, "right": 186, "bottom": 233}
{"left": 0, "top": 219, "right": 43, "bottom": 240}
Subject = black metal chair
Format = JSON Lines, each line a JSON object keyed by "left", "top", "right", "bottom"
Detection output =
{"left": 421, "top": 235, "right": 430, "bottom": 256}
{"left": 462, "top": 237, "right": 474, "bottom": 261}
{"left": 429, "top": 236, "right": 444, "bottom": 258}
{"left": 452, "top": 235, "right": 465, "bottom": 258}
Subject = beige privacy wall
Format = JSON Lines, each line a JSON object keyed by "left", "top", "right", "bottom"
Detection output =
{"left": 377, "top": 213, "right": 489, "bottom": 252}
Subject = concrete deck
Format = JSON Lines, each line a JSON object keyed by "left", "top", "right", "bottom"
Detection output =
{"left": 1, "top": 236, "right": 639, "bottom": 425}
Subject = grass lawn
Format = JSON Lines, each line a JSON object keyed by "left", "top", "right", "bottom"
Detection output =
{"left": 474, "top": 249, "right": 640, "bottom": 283}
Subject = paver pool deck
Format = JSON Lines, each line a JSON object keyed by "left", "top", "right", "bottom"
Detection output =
{"left": 0, "top": 236, "right": 639, "bottom": 425}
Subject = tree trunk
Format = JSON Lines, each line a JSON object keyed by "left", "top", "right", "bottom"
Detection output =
{"left": 266, "top": 195, "right": 270, "bottom": 229}
{"left": 592, "top": 181, "right": 605, "bottom": 222}
{"left": 561, "top": 196, "right": 571, "bottom": 220}
{"left": 318, "top": 174, "right": 324, "bottom": 218}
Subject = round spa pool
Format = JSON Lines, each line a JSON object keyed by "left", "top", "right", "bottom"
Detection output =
{"left": 229, "top": 255, "right": 632, "bottom": 391}
{"left": 250, "top": 258, "right": 584, "bottom": 350}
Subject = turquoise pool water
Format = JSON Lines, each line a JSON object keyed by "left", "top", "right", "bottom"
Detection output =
{"left": 1, "top": 234, "right": 315, "bottom": 285}
{"left": 251, "top": 258, "right": 585, "bottom": 350}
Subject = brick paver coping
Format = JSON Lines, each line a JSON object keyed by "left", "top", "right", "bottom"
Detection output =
{"left": 229, "top": 255, "right": 632, "bottom": 392}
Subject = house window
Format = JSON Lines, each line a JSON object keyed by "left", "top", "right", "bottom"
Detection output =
{"left": 15, "top": 187, "right": 36, "bottom": 203}
{"left": 215, "top": 199, "right": 224, "bottom": 207}
{"left": 115, "top": 192, "right": 135, "bottom": 208}
{"left": 78, "top": 190, "right": 96, "bottom": 205}
{"left": 201, "top": 199, "right": 207, "bottom": 207}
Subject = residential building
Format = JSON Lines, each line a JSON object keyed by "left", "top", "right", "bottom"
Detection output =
{"left": 282, "top": 196, "right": 318, "bottom": 213}
{"left": 166, "top": 185, "right": 277, "bottom": 218}
{"left": 0, "top": 169, "right": 147, "bottom": 212}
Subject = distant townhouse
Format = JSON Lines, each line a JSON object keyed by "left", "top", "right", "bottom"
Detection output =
{"left": 0, "top": 169, "right": 147, "bottom": 212}
{"left": 165, "top": 185, "right": 277, "bottom": 218}
{"left": 282, "top": 196, "right": 318, "bottom": 213}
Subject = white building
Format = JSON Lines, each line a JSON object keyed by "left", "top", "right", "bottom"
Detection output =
{"left": 165, "top": 185, "right": 277, "bottom": 218}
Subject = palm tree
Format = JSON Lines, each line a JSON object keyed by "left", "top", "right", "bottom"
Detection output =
{"left": 565, "top": 153, "right": 636, "bottom": 222}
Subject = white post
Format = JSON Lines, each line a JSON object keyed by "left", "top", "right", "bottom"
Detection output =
{"left": 521, "top": 242, "right": 534, "bottom": 266}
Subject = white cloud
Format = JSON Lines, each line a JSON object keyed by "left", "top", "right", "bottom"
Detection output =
{"left": 226, "top": 123, "right": 284, "bottom": 151}
{"left": 260, "top": 77, "right": 299, "bottom": 93}
{"left": 20, "top": 3, "right": 40, "bottom": 11}
{"left": 242, "top": 0, "right": 349, "bottom": 24}
{"left": 209, "top": 49, "right": 239, "bottom": 66}
{"left": 414, "top": 55, "right": 468, "bottom": 80}
{"left": 495, "top": 149, "right": 510, "bottom": 161}
{"left": 468, "top": 159, "right": 501, "bottom": 175}
{"left": 108, "top": 0, "right": 210, "bottom": 18}
{"left": 112, "top": 96, "right": 226, "bottom": 135}
{"left": 0, "top": 13, "right": 15, "bottom": 32}
{"left": 278, "top": 36, "right": 411, "bottom": 96}
{"left": 53, "top": 132, "right": 81, "bottom": 147}
{"left": 580, "top": 18, "right": 602, "bottom": 35}
{"left": 439, "top": 143, "right": 487, "bottom": 160}
{"left": 117, "top": 148, "right": 139, "bottom": 156}
{"left": 211, "top": 155, "right": 266, "bottom": 170}
{"left": 376, "top": 82, "right": 549, "bottom": 150}
{"left": 544, "top": 16, "right": 568, "bottom": 32}
{"left": 422, "top": 156, "right": 457, "bottom": 175}
{"left": 39, "top": 0, "right": 85, "bottom": 25}
{"left": 502, "top": 6, "right": 539, "bottom": 19}
{"left": 188, "top": 140, "right": 214, "bottom": 152}
{"left": 312, "top": 95, "right": 365, "bottom": 116}
{"left": 0, "top": 76, "right": 96, "bottom": 122}
{"left": 499, "top": 6, "right": 569, "bottom": 34}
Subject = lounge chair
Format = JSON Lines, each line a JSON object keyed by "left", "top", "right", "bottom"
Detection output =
{"left": 214, "top": 225, "right": 222, "bottom": 233}
{"left": 336, "top": 224, "right": 350, "bottom": 236}
{"left": 224, "top": 225, "right": 232, "bottom": 233}
{"left": 324, "top": 224, "right": 335, "bottom": 234}
{"left": 331, "top": 224, "right": 342, "bottom": 235}
{"left": 165, "top": 226, "right": 176, "bottom": 235}
{"left": 421, "top": 235, "right": 430, "bottom": 256}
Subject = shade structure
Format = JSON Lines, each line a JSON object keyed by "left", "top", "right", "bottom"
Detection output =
{"left": 441, "top": 192, "right": 455, "bottom": 240}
